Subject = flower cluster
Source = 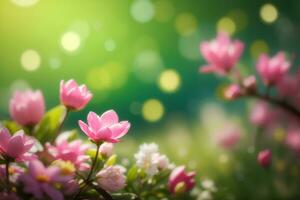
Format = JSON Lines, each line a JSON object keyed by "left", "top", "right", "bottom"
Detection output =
{"left": 0, "top": 79, "right": 200, "bottom": 199}
{"left": 199, "top": 32, "right": 300, "bottom": 169}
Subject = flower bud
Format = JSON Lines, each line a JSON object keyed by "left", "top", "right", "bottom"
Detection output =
{"left": 257, "top": 149, "right": 272, "bottom": 168}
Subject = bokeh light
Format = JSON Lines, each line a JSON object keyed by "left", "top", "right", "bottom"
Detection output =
{"left": 142, "top": 99, "right": 164, "bottom": 122}
{"left": 60, "top": 31, "right": 81, "bottom": 53}
{"left": 104, "top": 39, "right": 117, "bottom": 52}
{"left": 158, "top": 69, "right": 181, "bottom": 93}
{"left": 130, "top": 0, "right": 155, "bottom": 23}
{"left": 11, "top": 0, "right": 39, "bottom": 7}
{"left": 175, "top": 13, "right": 198, "bottom": 36}
{"left": 154, "top": 0, "right": 175, "bottom": 22}
{"left": 217, "top": 17, "right": 236, "bottom": 35}
{"left": 20, "top": 49, "right": 41, "bottom": 71}
{"left": 260, "top": 4, "right": 279, "bottom": 24}
{"left": 250, "top": 40, "right": 269, "bottom": 59}
{"left": 48, "top": 57, "right": 61, "bottom": 69}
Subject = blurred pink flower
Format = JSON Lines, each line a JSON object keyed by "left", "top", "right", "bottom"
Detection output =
{"left": 215, "top": 129, "right": 240, "bottom": 149}
{"left": 19, "top": 160, "right": 72, "bottom": 200}
{"left": 285, "top": 131, "right": 300, "bottom": 154}
{"left": 78, "top": 110, "right": 130, "bottom": 143}
{"left": 256, "top": 52, "right": 290, "bottom": 86}
{"left": 9, "top": 90, "right": 45, "bottom": 126}
{"left": 200, "top": 32, "right": 244, "bottom": 75}
{"left": 168, "top": 166, "right": 196, "bottom": 194}
{"left": 277, "top": 75, "right": 299, "bottom": 97}
{"left": 0, "top": 164, "right": 24, "bottom": 183}
{"left": 46, "top": 138, "right": 90, "bottom": 171}
{"left": 60, "top": 79, "right": 92, "bottom": 111}
{"left": 224, "top": 84, "right": 242, "bottom": 100}
{"left": 96, "top": 165, "right": 126, "bottom": 192}
{"left": 242, "top": 75, "right": 256, "bottom": 92}
{"left": 257, "top": 149, "right": 272, "bottom": 168}
{"left": 250, "top": 102, "right": 273, "bottom": 126}
{"left": 0, "top": 128, "right": 35, "bottom": 162}
{"left": 99, "top": 142, "right": 114, "bottom": 157}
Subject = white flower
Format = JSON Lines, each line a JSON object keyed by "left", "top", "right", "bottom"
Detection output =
{"left": 96, "top": 165, "right": 126, "bottom": 192}
{"left": 201, "top": 179, "right": 217, "bottom": 192}
{"left": 197, "top": 190, "right": 213, "bottom": 200}
{"left": 134, "top": 143, "right": 160, "bottom": 176}
{"left": 155, "top": 154, "right": 171, "bottom": 170}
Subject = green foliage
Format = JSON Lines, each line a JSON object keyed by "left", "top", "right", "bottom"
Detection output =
{"left": 105, "top": 154, "right": 117, "bottom": 166}
{"left": 34, "top": 105, "right": 66, "bottom": 143}
{"left": 1, "top": 121, "right": 22, "bottom": 133}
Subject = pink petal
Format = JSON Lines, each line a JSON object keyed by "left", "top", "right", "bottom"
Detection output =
{"left": 109, "top": 121, "right": 130, "bottom": 139}
{"left": 0, "top": 128, "right": 11, "bottom": 150}
{"left": 87, "top": 112, "right": 102, "bottom": 131}
{"left": 78, "top": 120, "right": 95, "bottom": 139}
{"left": 100, "top": 110, "right": 119, "bottom": 126}
{"left": 6, "top": 133, "right": 24, "bottom": 158}
{"left": 42, "top": 184, "right": 64, "bottom": 200}
{"left": 29, "top": 160, "right": 46, "bottom": 178}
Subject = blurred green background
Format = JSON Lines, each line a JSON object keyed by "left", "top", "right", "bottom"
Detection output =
{"left": 1, "top": 0, "right": 300, "bottom": 199}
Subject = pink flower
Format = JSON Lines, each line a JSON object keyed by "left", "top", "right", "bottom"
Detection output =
{"left": 250, "top": 102, "right": 273, "bottom": 126}
{"left": 168, "top": 166, "right": 196, "bottom": 194}
{"left": 96, "top": 165, "right": 126, "bottom": 192}
{"left": 215, "top": 129, "right": 240, "bottom": 149}
{"left": 200, "top": 32, "right": 244, "bottom": 75}
{"left": 256, "top": 52, "right": 291, "bottom": 86}
{"left": 285, "top": 131, "right": 300, "bottom": 154}
{"left": 19, "top": 160, "right": 72, "bottom": 200}
{"left": 9, "top": 90, "right": 45, "bottom": 126}
{"left": 242, "top": 75, "right": 256, "bottom": 92}
{"left": 257, "top": 149, "right": 272, "bottom": 168}
{"left": 0, "top": 128, "right": 35, "bottom": 162}
{"left": 78, "top": 110, "right": 130, "bottom": 143}
{"left": 224, "top": 84, "right": 242, "bottom": 100}
{"left": 99, "top": 142, "right": 114, "bottom": 157}
{"left": 46, "top": 138, "right": 90, "bottom": 171}
{"left": 60, "top": 79, "right": 92, "bottom": 111}
{"left": 0, "top": 164, "right": 24, "bottom": 183}
{"left": 277, "top": 75, "right": 299, "bottom": 97}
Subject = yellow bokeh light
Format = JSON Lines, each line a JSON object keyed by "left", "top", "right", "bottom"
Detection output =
{"left": 154, "top": 0, "right": 175, "bottom": 22}
{"left": 61, "top": 31, "right": 81, "bottom": 52}
{"left": 250, "top": 40, "right": 269, "bottom": 59}
{"left": 86, "top": 62, "right": 128, "bottom": 91}
{"left": 142, "top": 99, "right": 164, "bottom": 122}
{"left": 217, "top": 17, "right": 236, "bottom": 35}
{"left": 158, "top": 69, "right": 181, "bottom": 93}
{"left": 21, "top": 49, "right": 41, "bottom": 71}
{"left": 260, "top": 4, "right": 278, "bottom": 24}
{"left": 175, "top": 13, "right": 198, "bottom": 36}
{"left": 11, "top": 0, "right": 39, "bottom": 7}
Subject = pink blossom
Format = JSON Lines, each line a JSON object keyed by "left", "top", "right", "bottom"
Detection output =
{"left": 242, "top": 75, "right": 256, "bottom": 92}
{"left": 60, "top": 79, "right": 92, "bottom": 111}
{"left": 46, "top": 138, "right": 90, "bottom": 171}
{"left": 285, "top": 131, "right": 300, "bottom": 154}
{"left": 215, "top": 129, "right": 240, "bottom": 149}
{"left": 200, "top": 32, "right": 244, "bottom": 75}
{"left": 0, "top": 128, "right": 35, "bottom": 162}
{"left": 96, "top": 165, "right": 126, "bottom": 192}
{"left": 99, "top": 142, "right": 114, "bottom": 157}
{"left": 256, "top": 52, "right": 291, "bottom": 86}
{"left": 250, "top": 102, "right": 273, "bottom": 126}
{"left": 9, "top": 90, "right": 45, "bottom": 126}
{"left": 19, "top": 160, "right": 72, "bottom": 200}
{"left": 257, "top": 149, "right": 272, "bottom": 168}
{"left": 224, "top": 84, "right": 242, "bottom": 100}
{"left": 78, "top": 110, "right": 130, "bottom": 143}
{"left": 168, "top": 166, "right": 196, "bottom": 194}
{"left": 0, "top": 164, "right": 24, "bottom": 183}
{"left": 277, "top": 75, "right": 299, "bottom": 97}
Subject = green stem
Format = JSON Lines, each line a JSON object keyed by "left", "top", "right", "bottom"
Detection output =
{"left": 74, "top": 143, "right": 100, "bottom": 199}
{"left": 52, "top": 108, "right": 70, "bottom": 142}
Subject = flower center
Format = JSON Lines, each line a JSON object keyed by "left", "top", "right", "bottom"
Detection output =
{"left": 36, "top": 175, "right": 50, "bottom": 183}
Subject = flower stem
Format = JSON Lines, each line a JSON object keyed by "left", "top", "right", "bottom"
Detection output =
{"left": 248, "top": 92, "right": 300, "bottom": 119}
{"left": 74, "top": 143, "right": 101, "bottom": 199}
{"left": 5, "top": 160, "right": 10, "bottom": 192}
{"left": 52, "top": 107, "right": 70, "bottom": 142}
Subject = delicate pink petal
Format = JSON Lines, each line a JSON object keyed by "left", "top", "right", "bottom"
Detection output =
{"left": 87, "top": 112, "right": 102, "bottom": 131}
{"left": 42, "top": 184, "right": 64, "bottom": 200}
{"left": 100, "top": 110, "right": 119, "bottom": 126}
{"left": 0, "top": 128, "right": 11, "bottom": 150}
{"left": 78, "top": 120, "right": 95, "bottom": 139}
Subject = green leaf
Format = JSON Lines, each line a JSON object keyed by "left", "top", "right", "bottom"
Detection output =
{"left": 105, "top": 154, "right": 117, "bottom": 166}
{"left": 1, "top": 121, "right": 23, "bottom": 134}
{"left": 111, "top": 193, "right": 140, "bottom": 200}
{"left": 127, "top": 165, "right": 138, "bottom": 184}
{"left": 34, "top": 105, "right": 66, "bottom": 143}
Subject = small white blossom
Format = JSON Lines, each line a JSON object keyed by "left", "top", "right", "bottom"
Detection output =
{"left": 202, "top": 179, "right": 217, "bottom": 192}
{"left": 197, "top": 190, "right": 213, "bottom": 200}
